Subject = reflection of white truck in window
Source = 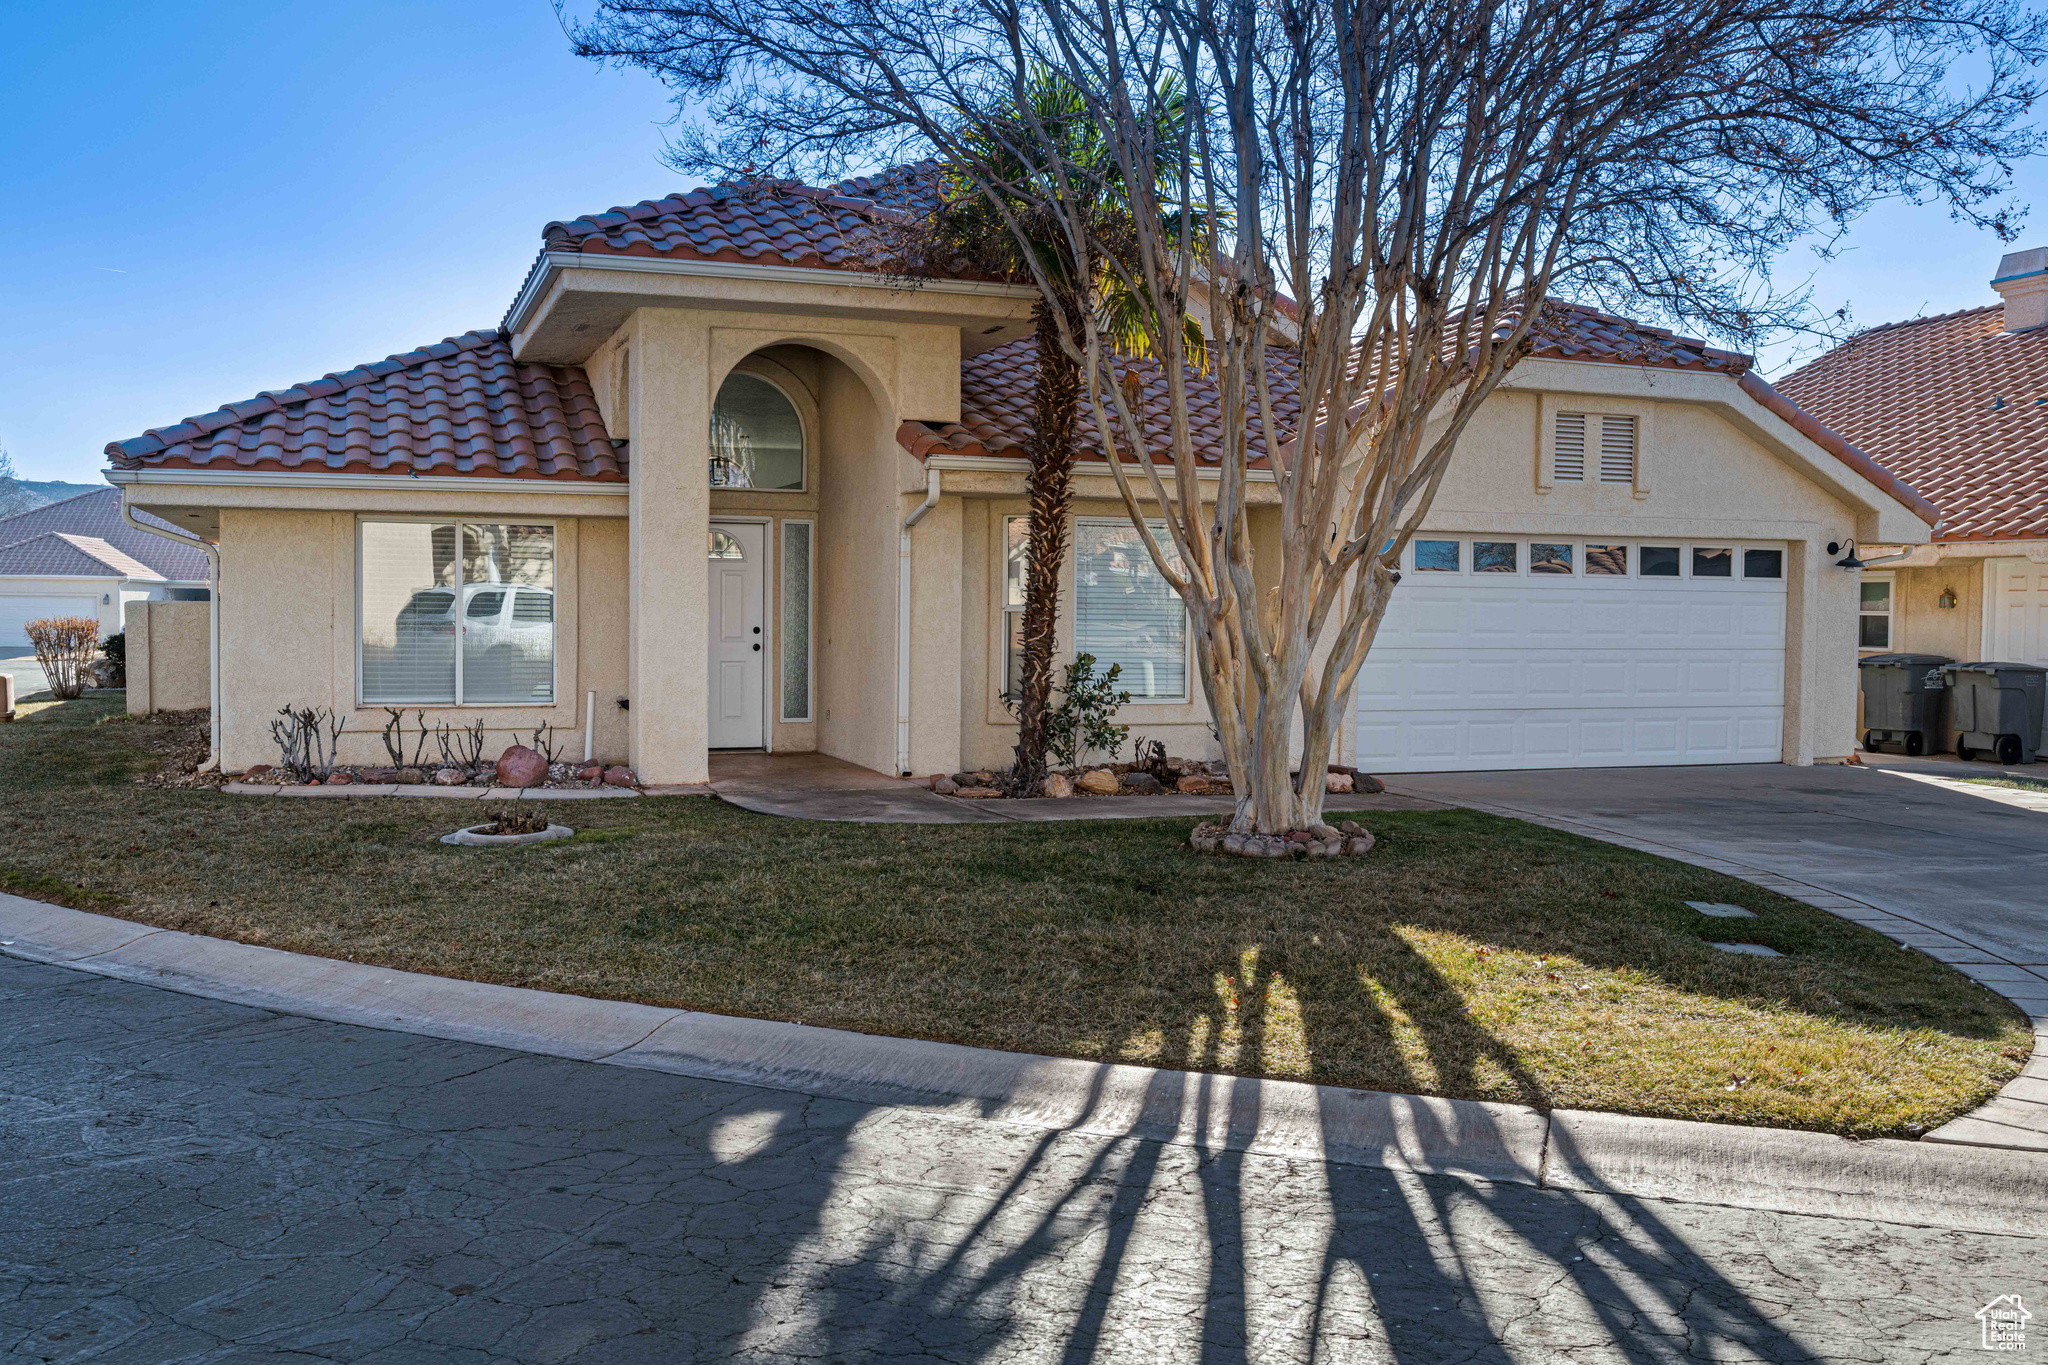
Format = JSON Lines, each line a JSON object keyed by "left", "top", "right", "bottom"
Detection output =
{"left": 396, "top": 584, "right": 554, "bottom": 699}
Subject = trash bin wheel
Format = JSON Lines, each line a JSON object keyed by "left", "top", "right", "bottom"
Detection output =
{"left": 1997, "top": 735, "right": 2023, "bottom": 766}
{"left": 1864, "top": 730, "right": 1880, "bottom": 751}
{"left": 1958, "top": 738, "right": 1974, "bottom": 761}
{"left": 1906, "top": 732, "right": 1925, "bottom": 757}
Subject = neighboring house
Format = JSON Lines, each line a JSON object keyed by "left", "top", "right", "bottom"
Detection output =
{"left": 0, "top": 488, "right": 212, "bottom": 653}
{"left": 1777, "top": 250, "right": 2048, "bottom": 732}
{"left": 103, "top": 168, "right": 1931, "bottom": 782}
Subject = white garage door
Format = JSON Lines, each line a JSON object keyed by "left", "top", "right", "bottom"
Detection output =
{"left": 1, "top": 595, "right": 100, "bottom": 653}
{"left": 1986, "top": 558, "right": 2048, "bottom": 748}
{"left": 1356, "top": 536, "right": 1787, "bottom": 772}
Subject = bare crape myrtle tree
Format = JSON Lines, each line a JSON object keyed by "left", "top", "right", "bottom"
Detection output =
{"left": 571, "top": 0, "right": 2044, "bottom": 837}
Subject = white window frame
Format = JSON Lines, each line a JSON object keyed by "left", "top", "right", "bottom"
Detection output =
{"left": 779, "top": 518, "right": 816, "bottom": 722}
{"left": 710, "top": 370, "right": 809, "bottom": 493}
{"left": 1406, "top": 537, "right": 1786, "bottom": 585}
{"left": 1000, "top": 514, "right": 1028, "bottom": 701}
{"left": 355, "top": 516, "right": 560, "bottom": 708}
{"left": 1073, "top": 516, "right": 1192, "bottom": 704}
{"left": 1859, "top": 571, "right": 1896, "bottom": 653}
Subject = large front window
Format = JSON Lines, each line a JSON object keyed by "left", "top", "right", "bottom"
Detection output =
{"left": 359, "top": 521, "right": 556, "bottom": 705}
{"left": 710, "top": 373, "right": 804, "bottom": 490}
{"left": 1074, "top": 518, "right": 1187, "bottom": 701}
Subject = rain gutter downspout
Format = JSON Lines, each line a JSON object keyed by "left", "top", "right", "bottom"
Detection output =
{"left": 895, "top": 467, "right": 942, "bottom": 776}
{"left": 124, "top": 501, "right": 222, "bottom": 771}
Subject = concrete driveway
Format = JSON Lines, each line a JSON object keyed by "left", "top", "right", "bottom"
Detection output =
{"left": 1389, "top": 757, "right": 2048, "bottom": 978}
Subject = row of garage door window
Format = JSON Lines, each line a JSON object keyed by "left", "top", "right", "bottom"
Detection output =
{"left": 1410, "top": 539, "right": 1783, "bottom": 580}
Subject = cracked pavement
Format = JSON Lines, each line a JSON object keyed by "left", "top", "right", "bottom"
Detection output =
{"left": 1, "top": 955, "right": 2041, "bottom": 1363}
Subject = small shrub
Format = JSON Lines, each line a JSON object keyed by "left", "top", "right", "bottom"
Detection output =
{"left": 1042, "top": 654, "right": 1131, "bottom": 768}
{"left": 99, "top": 631, "right": 127, "bottom": 688}
{"left": 26, "top": 616, "right": 101, "bottom": 699}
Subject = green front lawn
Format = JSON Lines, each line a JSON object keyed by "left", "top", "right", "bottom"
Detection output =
{"left": 0, "top": 695, "right": 2029, "bottom": 1136}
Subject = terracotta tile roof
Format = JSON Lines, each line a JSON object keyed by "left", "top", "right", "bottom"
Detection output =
{"left": 901, "top": 301, "right": 1933, "bottom": 525}
{"left": 0, "top": 532, "right": 163, "bottom": 580}
{"left": 540, "top": 163, "right": 942, "bottom": 271}
{"left": 1775, "top": 305, "right": 2048, "bottom": 540}
{"left": 105, "top": 331, "right": 624, "bottom": 482}
{"left": 0, "top": 488, "right": 211, "bottom": 581}
{"left": 899, "top": 335, "right": 1302, "bottom": 468}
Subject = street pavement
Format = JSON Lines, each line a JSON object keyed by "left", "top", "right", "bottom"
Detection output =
{"left": 3, "top": 953, "right": 2040, "bottom": 1364}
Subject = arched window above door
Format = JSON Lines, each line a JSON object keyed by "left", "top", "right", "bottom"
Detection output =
{"left": 710, "top": 372, "right": 805, "bottom": 490}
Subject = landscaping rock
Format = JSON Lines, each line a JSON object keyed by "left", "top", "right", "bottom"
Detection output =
{"left": 1344, "top": 833, "right": 1376, "bottom": 856}
{"left": 1121, "top": 772, "right": 1165, "bottom": 795}
{"left": 243, "top": 764, "right": 272, "bottom": 780}
{"left": 360, "top": 768, "right": 398, "bottom": 783}
{"left": 547, "top": 762, "right": 573, "bottom": 782}
{"left": 1175, "top": 775, "right": 1210, "bottom": 794}
{"left": 496, "top": 745, "right": 548, "bottom": 789}
{"left": 1041, "top": 772, "right": 1074, "bottom": 799}
{"left": 324, "top": 771, "right": 355, "bottom": 786}
{"left": 1325, "top": 772, "right": 1354, "bottom": 794}
{"left": 932, "top": 777, "right": 960, "bottom": 795}
{"left": 1309, "top": 823, "right": 1341, "bottom": 840}
{"left": 1205, "top": 760, "right": 1230, "bottom": 778}
{"left": 603, "top": 765, "right": 638, "bottom": 788}
{"left": 577, "top": 763, "right": 604, "bottom": 784}
{"left": 1337, "top": 820, "right": 1365, "bottom": 836}
{"left": 949, "top": 772, "right": 979, "bottom": 788}
{"left": 1076, "top": 769, "right": 1119, "bottom": 795}
{"left": 1354, "top": 773, "right": 1386, "bottom": 794}
{"left": 397, "top": 768, "right": 424, "bottom": 785}
{"left": 955, "top": 786, "right": 1003, "bottom": 799}
{"left": 432, "top": 768, "right": 469, "bottom": 786}
{"left": 1222, "top": 833, "right": 1248, "bottom": 855}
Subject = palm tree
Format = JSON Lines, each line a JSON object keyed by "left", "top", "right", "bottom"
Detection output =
{"left": 929, "top": 72, "right": 1208, "bottom": 794}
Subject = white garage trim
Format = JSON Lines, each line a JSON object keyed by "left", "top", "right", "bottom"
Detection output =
{"left": 1358, "top": 535, "right": 1788, "bottom": 773}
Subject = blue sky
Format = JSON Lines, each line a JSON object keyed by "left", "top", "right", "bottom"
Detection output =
{"left": 4, "top": 1, "right": 2045, "bottom": 484}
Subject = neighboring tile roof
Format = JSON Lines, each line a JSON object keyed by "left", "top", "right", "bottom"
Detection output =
{"left": 106, "top": 331, "right": 624, "bottom": 482}
{"left": 901, "top": 301, "right": 1936, "bottom": 526}
{"left": 1776, "top": 305, "right": 2048, "bottom": 540}
{"left": 540, "top": 163, "right": 943, "bottom": 272}
{"left": 0, "top": 488, "right": 211, "bottom": 580}
{"left": 0, "top": 532, "right": 164, "bottom": 580}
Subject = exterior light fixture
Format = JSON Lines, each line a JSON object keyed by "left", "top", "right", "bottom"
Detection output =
{"left": 1826, "top": 539, "right": 1866, "bottom": 570}
{"left": 1938, "top": 587, "right": 1959, "bottom": 609}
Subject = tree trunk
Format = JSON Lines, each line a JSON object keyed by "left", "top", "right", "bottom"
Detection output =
{"left": 1009, "top": 298, "right": 1084, "bottom": 794}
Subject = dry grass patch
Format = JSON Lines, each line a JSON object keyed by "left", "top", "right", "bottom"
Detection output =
{"left": 0, "top": 695, "right": 2029, "bottom": 1136}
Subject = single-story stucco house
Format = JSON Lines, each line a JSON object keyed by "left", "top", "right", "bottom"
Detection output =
{"left": 1776, "top": 248, "right": 2048, "bottom": 750}
{"left": 0, "top": 488, "right": 212, "bottom": 654}
{"left": 102, "top": 167, "right": 1935, "bottom": 784}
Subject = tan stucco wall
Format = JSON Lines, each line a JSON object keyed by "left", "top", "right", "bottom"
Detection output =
{"left": 124, "top": 599, "right": 210, "bottom": 714}
{"left": 1876, "top": 562, "right": 1987, "bottom": 664}
{"left": 214, "top": 508, "right": 627, "bottom": 773}
{"left": 816, "top": 359, "right": 901, "bottom": 774}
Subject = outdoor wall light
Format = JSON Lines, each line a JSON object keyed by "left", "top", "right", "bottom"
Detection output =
{"left": 1827, "top": 539, "right": 1866, "bottom": 569}
{"left": 1938, "top": 587, "right": 1959, "bottom": 609}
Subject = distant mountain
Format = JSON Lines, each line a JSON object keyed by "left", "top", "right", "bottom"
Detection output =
{"left": 0, "top": 479, "right": 105, "bottom": 517}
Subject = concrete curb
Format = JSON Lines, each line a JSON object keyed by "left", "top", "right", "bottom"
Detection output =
{"left": 4, "top": 892, "right": 2044, "bottom": 1235}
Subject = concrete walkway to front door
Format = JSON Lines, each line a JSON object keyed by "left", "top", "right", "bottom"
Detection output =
{"left": 1388, "top": 758, "right": 2048, "bottom": 1149}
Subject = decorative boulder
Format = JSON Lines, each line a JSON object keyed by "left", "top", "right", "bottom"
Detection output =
{"left": 433, "top": 768, "right": 469, "bottom": 786}
{"left": 932, "top": 776, "right": 960, "bottom": 795}
{"left": 397, "top": 767, "right": 424, "bottom": 785}
{"left": 603, "top": 765, "right": 638, "bottom": 788}
{"left": 1354, "top": 773, "right": 1386, "bottom": 794}
{"left": 1121, "top": 772, "right": 1166, "bottom": 795}
{"left": 325, "top": 771, "right": 355, "bottom": 786}
{"left": 496, "top": 745, "right": 549, "bottom": 789}
{"left": 955, "top": 786, "right": 1003, "bottom": 799}
{"left": 1041, "top": 772, "right": 1075, "bottom": 798}
{"left": 1076, "top": 769, "right": 1120, "bottom": 796}
{"left": 577, "top": 763, "right": 604, "bottom": 784}
{"left": 1326, "top": 772, "right": 1354, "bottom": 794}
{"left": 1175, "top": 775, "right": 1210, "bottom": 794}
{"left": 243, "top": 764, "right": 272, "bottom": 780}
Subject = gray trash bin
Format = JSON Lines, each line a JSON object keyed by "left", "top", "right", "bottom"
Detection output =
{"left": 1941, "top": 661, "right": 2048, "bottom": 765}
{"left": 1857, "top": 652, "right": 1952, "bottom": 756}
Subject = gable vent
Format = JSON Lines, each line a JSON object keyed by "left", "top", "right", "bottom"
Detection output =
{"left": 1598, "top": 414, "right": 1636, "bottom": 483}
{"left": 1553, "top": 413, "right": 1586, "bottom": 481}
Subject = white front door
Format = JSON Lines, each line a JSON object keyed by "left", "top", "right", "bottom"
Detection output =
{"left": 1356, "top": 536, "right": 1788, "bottom": 772}
{"left": 707, "top": 522, "right": 766, "bottom": 748}
{"left": 1986, "top": 557, "right": 2048, "bottom": 747}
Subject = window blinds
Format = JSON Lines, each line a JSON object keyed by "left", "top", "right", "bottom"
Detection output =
{"left": 1552, "top": 413, "right": 1586, "bottom": 481}
{"left": 1599, "top": 414, "right": 1637, "bottom": 483}
{"left": 1073, "top": 519, "right": 1187, "bottom": 700}
{"left": 359, "top": 521, "right": 555, "bottom": 705}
